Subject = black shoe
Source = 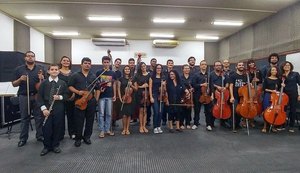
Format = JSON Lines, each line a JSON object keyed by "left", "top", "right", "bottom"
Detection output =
{"left": 40, "top": 148, "right": 49, "bottom": 156}
{"left": 176, "top": 129, "right": 183, "bottom": 132}
{"left": 37, "top": 137, "right": 44, "bottom": 142}
{"left": 83, "top": 138, "right": 91, "bottom": 145}
{"left": 18, "top": 141, "right": 26, "bottom": 147}
{"left": 53, "top": 147, "right": 61, "bottom": 153}
{"left": 74, "top": 140, "right": 81, "bottom": 147}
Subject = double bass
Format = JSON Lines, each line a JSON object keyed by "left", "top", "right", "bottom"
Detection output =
{"left": 263, "top": 77, "right": 288, "bottom": 131}
{"left": 199, "top": 67, "right": 211, "bottom": 104}
{"left": 212, "top": 73, "right": 231, "bottom": 119}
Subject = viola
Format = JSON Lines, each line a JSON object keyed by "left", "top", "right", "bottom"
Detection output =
{"left": 264, "top": 78, "right": 288, "bottom": 126}
{"left": 236, "top": 70, "right": 258, "bottom": 119}
{"left": 75, "top": 90, "right": 94, "bottom": 110}
{"left": 199, "top": 68, "right": 211, "bottom": 104}
{"left": 212, "top": 74, "right": 231, "bottom": 119}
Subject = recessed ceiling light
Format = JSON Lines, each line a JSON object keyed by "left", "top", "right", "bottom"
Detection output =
{"left": 196, "top": 35, "right": 219, "bottom": 40}
{"left": 101, "top": 32, "right": 127, "bottom": 37}
{"left": 213, "top": 20, "right": 243, "bottom": 26}
{"left": 152, "top": 18, "right": 185, "bottom": 24}
{"left": 150, "top": 33, "right": 174, "bottom": 38}
{"left": 52, "top": 32, "right": 79, "bottom": 36}
{"left": 88, "top": 16, "right": 123, "bottom": 21}
{"left": 25, "top": 15, "right": 62, "bottom": 20}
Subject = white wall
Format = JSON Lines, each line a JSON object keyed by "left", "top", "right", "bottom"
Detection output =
{"left": 0, "top": 12, "right": 14, "bottom": 51}
{"left": 30, "top": 28, "right": 45, "bottom": 62}
{"left": 72, "top": 39, "right": 204, "bottom": 65}
{"left": 286, "top": 52, "right": 300, "bottom": 73}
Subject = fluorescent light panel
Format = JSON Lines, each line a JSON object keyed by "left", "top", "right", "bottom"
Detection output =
{"left": 101, "top": 32, "right": 127, "bottom": 37}
{"left": 150, "top": 33, "right": 174, "bottom": 38}
{"left": 213, "top": 20, "right": 243, "bottom": 26}
{"left": 88, "top": 16, "right": 123, "bottom": 21}
{"left": 196, "top": 35, "right": 219, "bottom": 40}
{"left": 153, "top": 39, "right": 177, "bottom": 44}
{"left": 152, "top": 18, "right": 185, "bottom": 24}
{"left": 52, "top": 32, "right": 79, "bottom": 36}
{"left": 25, "top": 15, "right": 62, "bottom": 20}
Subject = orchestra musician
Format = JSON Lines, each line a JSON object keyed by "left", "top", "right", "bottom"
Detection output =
{"left": 280, "top": 61, "right": 300, "bottom": 132}
{"left": 96, "top": 56, "right": 117, "bottom": 138}
{"left": 191, "top": 60, "right": 212, "bottom": 130}
{"left": 210, "top": 61, "right": 229, "bottom": 129}
{"left": 261, "top": 66, "right": 282, "bottom": 133}
{"left": 118, "top": 65, "right": 136, "bottom": 135}
{"left": 162, "top": 59, "right": 174, "bottom": 125}
{"left": 58, "top": 56, "right": 75, "bottom": 140}
{"left": 12, "top": 51, "right": 45, "bottom": 147}
{"left": 134, "top": 62, "right": 151, "bottom": 133}
{"left": 112, "top": 58, "right": 122, "bottom": 127}
{"left": 37, "top": 64, "right": 68, "bottom": 156}
{"left": 166, "top": 70, "right": 189, "bottom": 132}
{"left": 229, "top": 61, "right": 247, "bottom": 130}
{"left": 149, "top": 64, "right": 165, "bottom": 134}
{"left": 261, "top": 53, "right": 280, "bottom": 80}
{"left": 180, "top": 64, "right": 193, "bottom": 129}
{"left": 188, "top": 56, "right": 199, "bottom": 76}
{"left": 68, "top": 57, "right": 98, "bottom": 147}
{"left": 146, "top": 58, "right": 157, "bottom": 126}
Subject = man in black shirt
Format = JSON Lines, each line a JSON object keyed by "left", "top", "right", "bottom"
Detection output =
{"left": 229, "top": 61, "right": 247, "bottom": 130}
{"left": 12, "top": 51, "right": 45, "bottom": 147}
{"left": 261, "top": 53, "right": 279, "bottom": 80}
{"left": 188, "top": 56, "right": 199, "bottom": 77}
{"left": 69, "top": 57, "right": 98, "bottom": 147}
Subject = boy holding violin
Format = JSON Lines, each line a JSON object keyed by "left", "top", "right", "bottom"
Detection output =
{"left": 37, "top": 64, "right": 68, "bottom": 156}
{"left": 69, "top": 57, "right": 98, "bottom": 147}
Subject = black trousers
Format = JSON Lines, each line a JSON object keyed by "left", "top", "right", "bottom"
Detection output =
{"left": 180, "top": 107, "right": 191, "bottom": 126}
{"left": 74, "top": 98, "right": 96, "bottom": 140}
{"left": 65, "top": 100, "right": 75, "bottom": 137}
{"left": 286, "top": 92, "right": 297, "bottom": 128}
{"left": 43, "top": 104, "right": 64, "bottom": 149}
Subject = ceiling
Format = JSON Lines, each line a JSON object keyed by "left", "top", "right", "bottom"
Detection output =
{"left": 0, "top": 0, "right": 299, "bottom": 41}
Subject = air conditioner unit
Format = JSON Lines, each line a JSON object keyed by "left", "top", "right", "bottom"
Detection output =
{"left": 92, "top": 38, "right": 127, "bottom": 46}
{"left": 153, "top": 39, "right": 179, "bottom": 48}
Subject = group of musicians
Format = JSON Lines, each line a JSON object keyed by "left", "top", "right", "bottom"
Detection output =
{"left": 12, "top": 51, "right": 300, "bottom": 156}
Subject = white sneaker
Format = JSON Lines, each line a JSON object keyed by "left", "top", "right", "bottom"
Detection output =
{"left": 206, "top": 125, "right": 212, "bottom": 131}
{"left": 154, "top": 128, "right": 159, "bottom": 134}
{"left": 157, "top": 127, "right": 163, "bottom": 133}
{"left": 192, "top": 125, "right": 198, "bottom": 130}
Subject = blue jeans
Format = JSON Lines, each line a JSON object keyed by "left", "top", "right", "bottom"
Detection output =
{"left": 152, "top": 95, "right": 163, "bottom": 128}
{"left": 98, "top": 98, "right": 112, "bottom": 132}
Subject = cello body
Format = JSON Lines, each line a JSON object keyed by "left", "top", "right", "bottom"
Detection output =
{"left": 236, "top": 72, "right": 258, "bottom": 119}
{"left": 212, "top": 89, "right": 231, "bottom": 119}
{"left": 264, "top": 91, "right": 288, "bottom": 126}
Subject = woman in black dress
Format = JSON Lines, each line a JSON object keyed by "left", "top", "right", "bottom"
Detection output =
{"left": 262, "top": 66, "right": 282, "bottom": 133}
{"left": 118, "top": 65, "right": 136, "bottom": 135}
{"left": 58, "top": 56, "right": 75, "bottom": 139}
{"left": 166, "top": 70, "right": 190, "bottom": 132}
{"left": 134, "top": 62, "right": 151, "bottom": 133}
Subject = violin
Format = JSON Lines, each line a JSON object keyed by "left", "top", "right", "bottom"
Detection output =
{"left": 212, "top": 74, "right": 231, "bottom": 119}
{"left": 236, "top": 70, "right": 258, "bottom": 119}
{"left": 158, "top": 79, "right": 168, "bottom": 103}
{"left": 141, "top": 83, "right": 150, "bottom": 106}
{"left": 122, "top": 79, "right": 133, "bottom": 104}
{"left": 199, "top": 68, "right": 211, "bottom": 104}
{"left": 181, "top": 84, "right": 193, "bottom": 108}
{"left": 263, "top": 77, "right": 288, "bottom": 127}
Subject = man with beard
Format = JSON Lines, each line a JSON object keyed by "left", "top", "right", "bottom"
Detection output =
{"left": 148, "top": 58, "right": 157, "bottom": 75}
{"left": 223, "top": 59, "right": 233, "bottom": 78}
{"left": 112, "top": 58, "right": 122, "bottom": 127}
{"left": 188, "top": 56, "right": 199, "bottom": 77}
{"left": 210, "top": 61, "right": 230, "bottom": 128}
{"left": 261, "top": 53, "right": 280, "bottom": 80}
{"left": 229, "top": 61, "right": 247, "bottom": 131}
{"left": 13, "top": 51, "right": 45, "bottom": 147}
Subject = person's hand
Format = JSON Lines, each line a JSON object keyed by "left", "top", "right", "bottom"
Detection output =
{"left": 42, "top": 109, "right": 50, "bottom": 117}
{"left": 20, "top": 75, "right": 27, "bottom": 81}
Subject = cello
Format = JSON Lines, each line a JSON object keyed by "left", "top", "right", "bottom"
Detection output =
{"left": 251, "top": 67, "right": 263, "bottom": 115}
{"left": 236, "top": 70, "right": 258, "bottom": 135}
{"left": 212, "top": 73, "right": 231, "bottom": 119}
{"left": 263, "top": 77, "right": 288, "bottom": 132}
{"left": 199, "top": 67, "right": 211, "bottom": 104}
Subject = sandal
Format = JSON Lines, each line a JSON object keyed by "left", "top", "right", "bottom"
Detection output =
{"left": 99, "top": 132, "right": 105, "bottom": 138}
{"left": 261, "top": 128, "right": 266, "bottom": 133}
{"left": 143, "top": 127, "right": 149, "bottom": 133}
{"left": 121, "top": 130, "right": 126, "bottom": 135}
{"left": 139, "top": 128, "right": 144, "bottom": 133}
{"left": 125, "top": 130, "right": 130, "bottom": 135}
